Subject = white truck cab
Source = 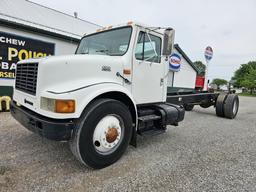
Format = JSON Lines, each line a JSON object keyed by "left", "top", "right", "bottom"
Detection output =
{"left": 10, "top": 22, "right": 190, "bottom": 168}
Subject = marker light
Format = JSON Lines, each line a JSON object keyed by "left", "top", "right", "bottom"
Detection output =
{"left": 123, "top": 69, "right": 131, "bottom": 75}
{"left": 127, "top": 21, "right": 133, "bottom": 25}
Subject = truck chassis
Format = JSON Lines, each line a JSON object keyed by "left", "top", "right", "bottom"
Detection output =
{"left": 166, "top": 91, "right": 239, "bottom": 119}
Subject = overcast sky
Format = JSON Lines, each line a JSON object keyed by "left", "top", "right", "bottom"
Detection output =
{"left": 32, "top": 0, "right": 256, "bottom": 81}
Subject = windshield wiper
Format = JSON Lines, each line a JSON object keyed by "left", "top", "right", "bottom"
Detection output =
{"left": 79, "top": 51, "right": 89, "bottom": 55}
{"left": 95, "top": 49, "right": 109, "bottom": 54}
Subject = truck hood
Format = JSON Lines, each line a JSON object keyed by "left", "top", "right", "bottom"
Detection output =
{"left": 20, "top": 54, "right": 125, "bottom": 94}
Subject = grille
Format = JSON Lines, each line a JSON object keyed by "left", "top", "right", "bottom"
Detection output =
{"left": 15, "top": 63, "right": 38, "bottom": 95}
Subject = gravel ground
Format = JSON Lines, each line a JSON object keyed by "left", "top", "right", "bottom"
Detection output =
{"left": 0, "top": 96, "right": 256, "bottom": 192}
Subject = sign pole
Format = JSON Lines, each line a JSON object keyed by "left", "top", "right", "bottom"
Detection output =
{"left": 204, "top": 60, "right": 209, "bottom": 91}
{"left": 203, "top": 46, "right": 213, "bottom": 91}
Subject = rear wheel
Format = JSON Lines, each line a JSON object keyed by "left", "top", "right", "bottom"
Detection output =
{"left": 184, "top": 104, "right": 194, "bottom": 111}
{"left": 224, "top": 94, "right": 239, "bottom": 119}
{"left": 70, "top": 99, "right": 133, "bottom": 169}
{"left": 215, "top": 94, "right": 227, "bottom": 117}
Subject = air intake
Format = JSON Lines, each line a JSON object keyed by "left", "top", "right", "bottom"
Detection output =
{"left": 15, "top": 63, "right": 38, "bottom": 95}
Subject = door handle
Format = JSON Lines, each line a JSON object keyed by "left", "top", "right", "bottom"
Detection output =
{"left": 160, "top": 78, "right": 164, "bottom": 86}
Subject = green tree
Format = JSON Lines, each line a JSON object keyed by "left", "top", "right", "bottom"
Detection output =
{"left": 240, "top": 69, "right": 256, "bottom": 94}
{"left": 232, "top": 61, "right": 256, "bottom": 94}
{"left": 211, "top": 78, "right": 228, "bottom": 90}
{"left": 194, "top": 61, "right": 206, "bottom": 75}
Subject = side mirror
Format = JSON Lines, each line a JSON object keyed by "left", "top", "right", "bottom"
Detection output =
{"left": 163, "top": 28, "right": 175, "bottom": 56}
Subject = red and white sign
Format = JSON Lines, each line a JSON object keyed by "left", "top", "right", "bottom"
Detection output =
{"left": 204, "top": 46, "right": 213, "bottom": 62}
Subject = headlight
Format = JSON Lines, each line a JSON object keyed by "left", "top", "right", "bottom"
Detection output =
{"left": 55, "top": 99, "right": 75, "bottom": 113}
{"left": 41, "top": 97, "right": 75, "bottom": 113}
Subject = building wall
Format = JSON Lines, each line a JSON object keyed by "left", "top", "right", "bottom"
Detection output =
{"left": 0, "top": 25, "right": 79, "bottom": 87}
{"left": 167, "top": 47, "right": 197, "bottom": 89}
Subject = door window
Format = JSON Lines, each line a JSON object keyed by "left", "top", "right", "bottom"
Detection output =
{"left": 135, "top": 32, "right": 161, "bottom": 63}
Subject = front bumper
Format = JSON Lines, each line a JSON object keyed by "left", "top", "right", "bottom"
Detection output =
{"left": 10, "top": 101, "right": 74, "bottom": 141}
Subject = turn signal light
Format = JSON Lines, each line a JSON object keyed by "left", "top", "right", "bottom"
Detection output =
{"left": 127, "top": 21, "right": 133, "bottom": 25}
{"left": 55, "top": 100, "right": 75, "bottom": 113}
{"left": 123, "top": 69, "right": 131, "bottom": 75}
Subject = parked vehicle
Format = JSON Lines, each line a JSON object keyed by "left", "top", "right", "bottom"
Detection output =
{"left": 10, "top": 22, "right": 239, "bottom": 169}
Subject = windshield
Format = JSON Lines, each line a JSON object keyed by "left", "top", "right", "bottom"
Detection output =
{"left": 76, "top": 27, "right": 132, "bottom": 56}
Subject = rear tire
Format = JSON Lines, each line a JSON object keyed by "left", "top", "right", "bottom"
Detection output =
{"left": 224, "top": 94, "right": 239, "bottom": 119}
{"left": 184, "top": 104, "right": 194, "bottom": 111}
{"left": 69, "top": 99, "right": 133, "bottom": 169}
{"left": 215, "top": 94, "right": 227, "bottom": 117}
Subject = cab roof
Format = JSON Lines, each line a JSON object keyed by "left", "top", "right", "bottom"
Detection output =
{"left": 84, "top": 21, "right": 171, "bottom": 37}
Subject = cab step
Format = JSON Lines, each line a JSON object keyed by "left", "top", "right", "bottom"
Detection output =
{"left": 138, "top": 114, "right": 161, "bottom": 122}
{"left": 137, "top": 114, "right": 165, "bottom": 136}
{"left": 138, "top": 128, "right": 166, "bottom": 136}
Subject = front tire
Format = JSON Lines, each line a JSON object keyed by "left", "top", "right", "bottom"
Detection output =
{"left": 70, "top": 99, "right": 133, "bottom": 169}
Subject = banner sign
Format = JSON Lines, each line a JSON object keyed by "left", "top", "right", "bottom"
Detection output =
{"left": 0, "top": 31, "right": 55, "bottom": 79}
{"left": 169, "top": 53, "right": 181, "bottom": 72}
{"left": 204, "top": 46, "right": 213, "bottom": 63}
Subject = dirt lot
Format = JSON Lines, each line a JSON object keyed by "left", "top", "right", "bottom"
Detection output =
{"left": 0, "top": 96, "right": 256, "bottom": 192}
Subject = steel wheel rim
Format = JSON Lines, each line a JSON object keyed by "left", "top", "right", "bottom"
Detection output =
{"left": 233, "top": 99, "right": 238, "bottom": 115}
{"left": 93, "top": 115, "right": 124, "bottom": 155}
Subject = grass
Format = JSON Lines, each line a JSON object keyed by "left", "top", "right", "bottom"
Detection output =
{"left": 238, "top": 92, "right": 256, "bottom": 97}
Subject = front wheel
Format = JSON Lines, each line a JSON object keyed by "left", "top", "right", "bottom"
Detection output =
{"left": 70, "top": 99, "right": 133, "bottom": 169}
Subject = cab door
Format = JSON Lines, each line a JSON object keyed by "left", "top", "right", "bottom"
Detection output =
{"left": 132, "top": 31, "right": 164, "bottom": 104}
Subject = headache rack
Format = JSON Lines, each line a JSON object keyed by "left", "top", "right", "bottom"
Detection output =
{"left": 15, "top": 62, "right": 38, "bottom": 95}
